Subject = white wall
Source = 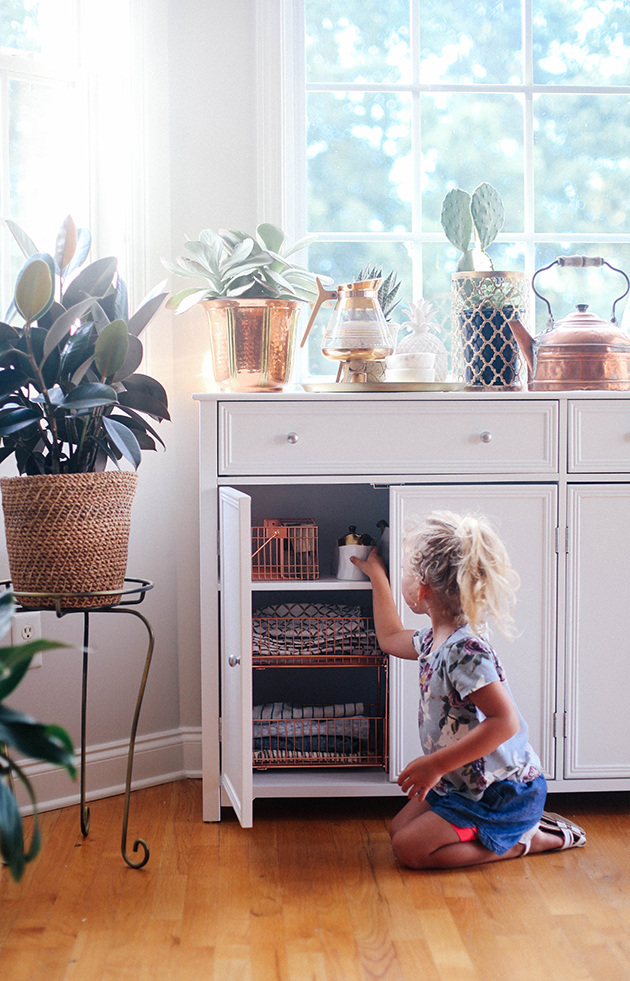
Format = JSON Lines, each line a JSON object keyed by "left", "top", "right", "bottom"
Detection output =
{"left": 6, "top": 0, "right": 267, "bottom": 811}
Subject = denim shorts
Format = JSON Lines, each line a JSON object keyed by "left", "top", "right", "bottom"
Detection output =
{"left": 426, "top": 773, "right": 547, "bottom": 856}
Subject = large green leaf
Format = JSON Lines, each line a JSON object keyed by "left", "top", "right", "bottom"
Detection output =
{"left": 166, "top": 288, "right": 211, "bottom": 311}
{"left": 184, "top": 240, "right": 222, "bottom": 277}
{"left": 220, "top": 239, "right": 255, "bottom": 273}
{"left": 0, "top": 367, "right": 29, "bottom": 398}
{"left": 111, "top": 335, "right": 143, "bottom": 383}
{"left": 0, "top": 704, "right": 76, "bottom": 772}
{"left": 127, "top": 293, "right": 167, "bottom": 338}
{"left": 62, "top": 257, "right": 118, "bottom": 307}
{"left": 0, "top": 405, "right": 41, "bottom": 436}
{"left": 94, "top": 320, "right": 129, "bottom": 379}
{"left": 102, "top": 416, "right": 141, "bottom": 469}
{"left": 63, "top": 382, "right": 117, "bottom": 409}
{"left": 42, "top": 297, "right": 95, "bottom": 360}
{"left": 14, "top": 256, "right": 55, "bottom": 323}
{"left": 111, "top": 405, "right": 166, "bottom": 448}
{"left": 256, "top": 223, "right": 286, "bottom": 254}
{"left": 0, "top": 775, "right": 27, "bottom": 881}
{"left": 4, "top": 219, "right": 39, "bottom": 259}
{"left": 63, "top": 227, "right": 91, "bottom": 279}
{"left": 121, "top": 373, "right": 169, "bottom": 411}
{"left": 0, "top": 638, "right": 66, "bottom": 700}
{"left": 161, "top": 257, "right": 208, "bottom": 281}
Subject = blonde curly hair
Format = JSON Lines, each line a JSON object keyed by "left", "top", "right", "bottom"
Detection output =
{"left": 403, "top": 510, "right": 520, "bottom": 639}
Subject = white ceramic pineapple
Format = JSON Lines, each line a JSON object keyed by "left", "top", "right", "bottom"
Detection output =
{"left": 396, "top": 300, "right": 449, "bottom": 381}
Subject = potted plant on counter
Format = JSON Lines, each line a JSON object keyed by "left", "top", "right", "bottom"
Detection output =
{"left": 441, "top": 183, "right": 529, "bottom": 389}
{"left": 163, "top": 223, "right": 326, "bottom": 392}
{"left": 0, "top": 216, "right": 170, "bottom": 608}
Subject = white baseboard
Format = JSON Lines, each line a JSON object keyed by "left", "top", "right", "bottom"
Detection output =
{"left": 15, "top": 725, "right": 203, "bottom": 815}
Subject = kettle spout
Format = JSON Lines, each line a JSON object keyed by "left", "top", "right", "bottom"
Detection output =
{"left": 508, "top": 317, "right": 534, "bottom": 375}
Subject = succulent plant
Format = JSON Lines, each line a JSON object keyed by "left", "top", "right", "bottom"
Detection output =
{"left": 163, "top": 223, "right": 324, "bottom": 312}
{"left": 440, "top": 182, "right": 505, "bottom": 271}
{"left": 355, "top": 265, "right": 402, "bottom": 321}
{"left": 0, "top": 216, "right": 169, "bottom": 474}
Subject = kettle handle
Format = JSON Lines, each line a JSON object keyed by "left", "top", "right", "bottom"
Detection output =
{"left": 532, "top": 256, "right": 630, "bottom": 326}
{"left": 300, "top": 278, "right": 338, "bottom": 348}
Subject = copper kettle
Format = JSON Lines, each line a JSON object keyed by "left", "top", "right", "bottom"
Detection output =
{"left": 508, "top": 256, "right": 630, "bottom": 391}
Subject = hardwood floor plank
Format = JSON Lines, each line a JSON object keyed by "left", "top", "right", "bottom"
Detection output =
{"left": 5, "top": 784, "right": 630, "bottom": 981}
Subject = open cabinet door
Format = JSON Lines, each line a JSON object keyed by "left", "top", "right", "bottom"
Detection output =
{"left": 219, "top": 487, "right": 253, "bottom": 827}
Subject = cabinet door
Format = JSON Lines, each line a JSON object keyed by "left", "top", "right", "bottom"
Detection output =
{"left": 219, "top": 487, "right": 253, "bottom": 827}
{"left": 389, "top": 485, "right": 557, "bottom": 781}
{"left": 565, "top": 485, "right": 630, "bottom": 779}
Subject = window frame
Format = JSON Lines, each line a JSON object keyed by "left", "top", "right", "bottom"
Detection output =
{"left": 260, "top": 0, "right": 630, "bottom": 319}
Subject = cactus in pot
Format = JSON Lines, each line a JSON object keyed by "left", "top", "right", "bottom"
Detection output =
{"left": 441, "top": 182, "right": 505, "bottom": 271}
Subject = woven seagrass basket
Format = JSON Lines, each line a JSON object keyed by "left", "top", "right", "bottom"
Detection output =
{"left": 0, "top": 471, "right": 138, "bottom": 609}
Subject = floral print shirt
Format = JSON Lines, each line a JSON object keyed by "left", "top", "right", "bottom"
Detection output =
{"left": 412, "top": 624, "right": 542, "bottom": 801}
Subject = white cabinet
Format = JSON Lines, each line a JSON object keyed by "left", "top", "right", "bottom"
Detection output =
{"left": 196, "top": 391, "right": 630, "bottom": 825}
{"left": 565, "top": 484, "right": 630, "bottom": 779}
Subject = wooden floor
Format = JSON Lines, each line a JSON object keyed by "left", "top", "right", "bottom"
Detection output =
{"left": 2, "top": 780, "right": 630, "bottom": 980}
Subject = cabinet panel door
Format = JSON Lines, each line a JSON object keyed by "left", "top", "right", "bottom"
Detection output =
{"left": 565, "top": 485, "right": 630, "bottom": 778}
{"left": 219, "top": 487, "right": 253, "bottom": 827}
{"left": 389, "top": 485, "right": 557, "bottom": 781}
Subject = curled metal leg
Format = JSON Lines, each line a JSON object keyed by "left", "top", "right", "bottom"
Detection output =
{"left": 99, "top": 607, "right": 154, "bottom": 869}
{"left": 80, "top": 611, "right": 90, "bottom": 837}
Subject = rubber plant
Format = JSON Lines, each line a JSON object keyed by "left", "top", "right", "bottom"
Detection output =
{"left": 0, "top": 590, "right": 75, "bottom": 881}
{"left": 0, "top": 216, "right": 170, "bottom": 474}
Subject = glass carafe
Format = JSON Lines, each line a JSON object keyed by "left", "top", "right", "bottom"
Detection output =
{"left": 301, "top": 278, "right": 394, "bottom": 363}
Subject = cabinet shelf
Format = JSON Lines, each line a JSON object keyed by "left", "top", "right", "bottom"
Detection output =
{"left": 251, "top": 575, "right": 372, "bottom": 592}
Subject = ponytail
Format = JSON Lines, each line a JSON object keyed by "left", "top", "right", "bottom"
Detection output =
{"left": 404, "top": 511, "right": 520, "bottom": 638}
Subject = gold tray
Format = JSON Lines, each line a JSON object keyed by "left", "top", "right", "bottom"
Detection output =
{"left": 300, "top": 381, "right": 466, "bottom": 393}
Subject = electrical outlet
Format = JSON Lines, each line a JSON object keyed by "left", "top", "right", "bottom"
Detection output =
{"left": 11, "top": 612, "right": 43, "bottom": 668}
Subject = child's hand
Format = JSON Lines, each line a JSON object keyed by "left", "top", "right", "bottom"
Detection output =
{"left": 350, "top": 546, "right": 387, "bottom": 580}
{"left": 398, "top": 755, "right": 444, "bottom": 801}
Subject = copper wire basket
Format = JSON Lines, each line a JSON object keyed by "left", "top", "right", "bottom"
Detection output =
{"left": 251, "top": 612, "right": 388, "bottom": 769}
{"left": 251, "top": 519, "right": 319, "bottom": 580}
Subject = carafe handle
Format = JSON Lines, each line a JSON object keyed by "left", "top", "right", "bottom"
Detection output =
{"left": 300, "top": 277, "right": 338, "bottom": 348}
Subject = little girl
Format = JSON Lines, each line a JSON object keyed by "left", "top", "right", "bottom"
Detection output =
{"left": 351, "top": 510, "right": 586, "bottom": 870}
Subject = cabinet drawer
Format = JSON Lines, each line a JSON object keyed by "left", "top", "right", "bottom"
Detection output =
{"left": 218, "top": 400, "right": 558, "bottom": 476}
{"left": 569, "top": 400, "right": 630, "bottom": 472}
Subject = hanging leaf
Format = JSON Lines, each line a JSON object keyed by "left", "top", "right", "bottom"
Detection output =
{"left": 94, "top": 320, "right": 129, "bottom": 379}
{"left": 111, "top": 335, "right": 143, "bottom": 383}
{"left": 61, "top": 257, "right": 118, "bottom": 307}
{"left": 102, "top": 416, "right": 142, "bottom": 469}
{"left": 14, "top": 256, "right": 55, "bottom": 323}
{"left": 127, "top": 293, "right": 167, "bottom": 337}
{"left": 62, "top": 382, "right": 117, "bottom": 409}
{"left": 4, "top": 219, "right": 39, "bottom": 259}
{"left": 63, "top": 226, "right": 91, "bottom": 278}
{"left": 42, "top": 297, "right": 95, "bottom": 360}
{"left": 54, "top": 216, "right": 78, "bottom": 274}
{"left": 0, "top": 406, "right": 41, "bottom": 436}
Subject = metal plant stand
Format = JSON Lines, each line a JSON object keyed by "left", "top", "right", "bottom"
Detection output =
{"left": 3, "top": 578, "right": 155, "bottom": 869}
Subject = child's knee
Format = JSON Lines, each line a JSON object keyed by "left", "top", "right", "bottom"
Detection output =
{"left": 391, "top": 829, "right": 429, "bottom": 869}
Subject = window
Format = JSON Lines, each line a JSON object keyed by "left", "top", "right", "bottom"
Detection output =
{"left": 0, "top": 0, "right": 138, "bottom": 316}
{"left": 294, "top": 0, "right": 630, "bottom": 375}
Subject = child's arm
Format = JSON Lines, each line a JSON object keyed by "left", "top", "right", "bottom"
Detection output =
{"left": 397, "top": 680, "right": 520, "bottom": 799}
{"left": 351, "top": 548, "right": 417, "bottom": 660}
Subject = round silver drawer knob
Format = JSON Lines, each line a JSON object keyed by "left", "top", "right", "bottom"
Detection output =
{"left": 287, "top": 432, "right": 299, "bottom": 444}
{"left": 228, "top": 654, "right": 241, "bottom": 667}
{"left": 480, "top": 431, "right": 492, "bottom": 443}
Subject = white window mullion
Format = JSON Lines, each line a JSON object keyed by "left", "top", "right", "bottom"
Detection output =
{"left": 522, "top": 0, "right": 536, "bottom": 279}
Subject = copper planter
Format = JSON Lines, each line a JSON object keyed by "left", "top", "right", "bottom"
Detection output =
{"left": 202, "top": 298, "right": 301, "bottom": 392}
